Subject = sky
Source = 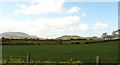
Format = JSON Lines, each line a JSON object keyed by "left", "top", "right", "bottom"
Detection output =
{"left": 0, "top": 0, "right": 118, "bottom": 38}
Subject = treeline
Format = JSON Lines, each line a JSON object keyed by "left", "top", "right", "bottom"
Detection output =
{"left": 84, "top": 39, "right": 119, "bottom": 44}
{"left": 1, "top": 37, "right": 119, "bottom": 45}
{"left": 1, "top": 37, "right": 90, "bottom": 45}
{"left": 1, "top": 37, "right": 62, "bottom": 45}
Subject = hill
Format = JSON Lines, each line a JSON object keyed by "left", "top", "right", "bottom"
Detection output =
{"left": 1, "top": 32, "right": 40, "bottom": 39}
{"left": 56, "top": 35, "right": 81, "bottom": 40}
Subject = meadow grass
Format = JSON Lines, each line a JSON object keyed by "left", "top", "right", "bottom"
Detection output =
{"left": 2, "top": 41, "right": 118, "bottom": 63}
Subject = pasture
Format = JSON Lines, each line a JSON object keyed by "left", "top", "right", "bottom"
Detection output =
{"left": 2, "top": 41, "right": 118, "bottom": 63}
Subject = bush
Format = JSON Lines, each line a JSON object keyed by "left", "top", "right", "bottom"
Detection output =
{"left": 71, "top": 42, "right": 81, "bottom": 44}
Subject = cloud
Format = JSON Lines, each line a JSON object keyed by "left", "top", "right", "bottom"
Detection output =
{"left": 15, "top": 0, "right": 80, "bottom": 15}
{"left": 79, "top": 24, "right": 88, "bottom": 31}
{"left": 92, "top": 21, "right": 108, "bottom": 30}
{"left": 0, "top": 0, "right": 119, "bottom": 2}
{"left": 66, "top": 7, "right": 80, "bottom": 14}
{"left": 0, "top": 16, "right": 80, "bottom": 38}
{"left": 82, "top": 12, "right": 87, "bottom": 17}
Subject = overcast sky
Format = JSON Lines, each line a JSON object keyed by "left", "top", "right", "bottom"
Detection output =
{"left": 0, "top": 0, "right": 118, "bottom": 38}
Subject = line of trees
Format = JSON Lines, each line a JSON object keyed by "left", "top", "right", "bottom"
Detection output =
{"left": 101, "top": 29, "right": 120, "bottom": 40}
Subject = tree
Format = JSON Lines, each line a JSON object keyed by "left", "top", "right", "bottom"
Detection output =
{"left": 112, "top": 31, "right": 117, "bottom": 38}
{"left": 117, "top": 29, "right": 120, "bottom": 34}
{"left": 101, "top": 32, "right": 107, "bottom": 38}
{"left": 2, "top": 37, "right": 5, "bottom": 39}
{"left": 117, "top": 29, "right": 120, "bottom": 38}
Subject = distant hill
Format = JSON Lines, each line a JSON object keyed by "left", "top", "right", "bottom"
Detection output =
{"left": 1, "top": 32, "right": 42, "bottom": 39}
{"left": 56, "top": 35, "right": 81, "bottom": 40}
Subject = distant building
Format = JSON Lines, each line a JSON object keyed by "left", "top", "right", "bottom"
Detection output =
{"left": 102, "top": 35, "right": 113, "bottom": 40}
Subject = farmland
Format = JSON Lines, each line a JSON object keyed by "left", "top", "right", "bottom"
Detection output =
{"left": 2, "top": 40, "right": 118, "bottom": 64}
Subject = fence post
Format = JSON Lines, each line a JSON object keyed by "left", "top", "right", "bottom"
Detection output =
{"left": 27, "top": 54, "right": 30, "bottom": 63}
{"left": 96, "top": 56, "right": 101, "bottom": 65}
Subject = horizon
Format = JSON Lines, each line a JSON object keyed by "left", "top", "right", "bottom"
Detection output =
{"left": 1, "top": 29, "right": 119, "bottom": 39}
{"left": 0, "top": 1, "right": 118, "bottom": 38}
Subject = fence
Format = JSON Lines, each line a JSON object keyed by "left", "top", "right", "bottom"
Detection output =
{"left": 2, "top": 54, "right": 118, "bottom": 65}
{"left": 26, "top": 54, "right": 101, "bottom": 65}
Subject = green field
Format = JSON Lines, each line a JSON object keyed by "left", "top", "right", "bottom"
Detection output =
{"left": 2, "top": 41, "right": 118, "bottom": 63}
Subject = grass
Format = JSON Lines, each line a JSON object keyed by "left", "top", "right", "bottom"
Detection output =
{"left": 2, "top": 41, "right": 118, "bottom": 63}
